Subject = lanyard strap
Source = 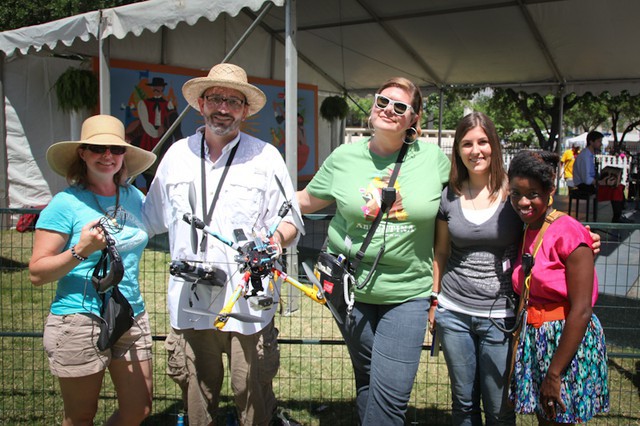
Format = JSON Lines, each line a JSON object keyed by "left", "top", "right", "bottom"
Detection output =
{"left": 199, "top": 133, "right": 240, "bottom": 251}
{"left": 517, "top": 209, "right": 566, "bottom": 315}
{"left": 349, "top": 141, "right": 409, "bottom": 276}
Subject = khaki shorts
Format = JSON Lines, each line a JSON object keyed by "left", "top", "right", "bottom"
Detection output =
{"left": 43, "top": 311, "right": 153, "bottom": 378}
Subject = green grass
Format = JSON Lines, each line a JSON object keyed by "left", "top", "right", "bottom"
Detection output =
{"left": 1, "top": 230, "right": 639, "bottom": 425}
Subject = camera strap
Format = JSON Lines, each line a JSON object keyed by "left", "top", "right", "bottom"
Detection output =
{"left": 349, "top": 142, "right": 409, "bottom": 284}
{"left": 199, "top": 133, "right": 240, "bottom": 251}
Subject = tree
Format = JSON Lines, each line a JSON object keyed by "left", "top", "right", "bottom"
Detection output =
{"left": 602, "top": 91, "right": 640, "bottom": 152}
{"left": 345, "top": 95, "right": 372, "bottom": 128}
{"left": 484, "top": 89, "right": 583, "bottom": 151}
{"left": 563, "top": 92, "right": 609, "bottom": 134}
{"left": 423, "top": 89, "right": 475, "bottom": 130}
{"left": 474, "top": 89, "right": 529, "bottom": 145}
{"left": 0, "top": 0, "right": 142, "bottom": 31}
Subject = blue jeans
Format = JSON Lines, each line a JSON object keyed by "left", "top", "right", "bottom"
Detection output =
{"left": 435, "top": 307, "right": 516, "bottom": 426}
{"left": 340, "top": 298, "right": 429, "bottom": 425}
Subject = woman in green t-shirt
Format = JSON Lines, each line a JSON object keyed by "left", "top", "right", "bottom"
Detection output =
{"left": 297, "top": 77, "right": 450, "bottom": 425}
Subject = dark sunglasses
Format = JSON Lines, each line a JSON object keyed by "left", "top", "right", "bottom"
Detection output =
{"left": 82, "top": 145, "right": 127, "bottom": 155}
{"left": 374, "top": 94, "right": 413, "bottom": 116}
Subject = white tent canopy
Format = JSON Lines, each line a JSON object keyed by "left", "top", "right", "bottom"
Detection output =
{"left": 3, "top": 0, "right": 640, "bottom": 207}
{"left": 4, "top": 0, "right": 640, "bottom": 94}
{"left": 565, "top": 132, "right": 611, "bottom": 150}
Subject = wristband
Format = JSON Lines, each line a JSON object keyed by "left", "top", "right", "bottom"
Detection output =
{"left": 430, "top": 291, "right": 439, "bottom": 307}
{"left": 71, "top": 245, "right": 87, "bottom": 262}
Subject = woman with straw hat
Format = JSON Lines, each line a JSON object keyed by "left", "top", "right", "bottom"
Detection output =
{"left": 29, "top": 114, "right": 156, "bottom": 425}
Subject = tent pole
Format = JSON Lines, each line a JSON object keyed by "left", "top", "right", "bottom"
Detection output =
{"left": 438, "top": 88, "right": 444, "bottom": 148}
{"left": 0, "top": 52, "right": 8, "bottom": 211}
{"left": 285, "top": 0, "right": 298, "bottom": 189}
{"left": 556, "top": 85, "right": 565, "bottom": 191}
{"left": 98, "top": 11, "right": 111, "bottom": 114}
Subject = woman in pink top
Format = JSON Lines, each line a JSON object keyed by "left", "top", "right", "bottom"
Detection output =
{"left": 508, "top": 150, "right": 609, "bottom": 425}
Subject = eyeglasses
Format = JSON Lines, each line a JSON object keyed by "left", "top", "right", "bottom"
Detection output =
{"left": 82, "top": 145, "right": 127, "bottom": 155}
{"left": 203, "top": 94, "right": 246, "bottom": 111}
{"left": 374, "top": 94, "right": 413, "bottom": 116}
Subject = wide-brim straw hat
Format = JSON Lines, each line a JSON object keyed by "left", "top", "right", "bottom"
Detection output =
{"left": 47, "top": 115, "right": 157, "bottom": 178}
{"left": 182, "top": 63, "right": 266, "bottom": 117}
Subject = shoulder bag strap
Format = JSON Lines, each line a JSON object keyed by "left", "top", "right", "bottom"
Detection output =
{"left": 349, "top": 142, "right": 409, "bottom": 277}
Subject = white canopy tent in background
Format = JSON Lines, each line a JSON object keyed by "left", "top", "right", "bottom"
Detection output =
{"left": 565, "top": 132, "right": 611, "bottom": 150}
{"left": 3, "top": 0, "right": 640, "bottom": 208}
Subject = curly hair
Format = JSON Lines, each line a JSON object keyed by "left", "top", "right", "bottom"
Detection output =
{"left": 507, "top": 150, "right": 559, "bottom": 192}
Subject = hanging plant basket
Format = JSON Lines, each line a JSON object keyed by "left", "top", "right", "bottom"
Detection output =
{"left": 54, "top": 67, "right": 99, "bottom": 112}
{"left": 320, "top": 96, "right": 349, "bottom": 122}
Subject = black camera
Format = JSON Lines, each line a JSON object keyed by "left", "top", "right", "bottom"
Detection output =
{"left": 169, "top": 260, "right": 227, "bottom": 287}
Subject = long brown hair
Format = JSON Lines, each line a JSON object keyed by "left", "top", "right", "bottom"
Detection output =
{"left": 449, "top": 112, "right": 506, "bottom": 198}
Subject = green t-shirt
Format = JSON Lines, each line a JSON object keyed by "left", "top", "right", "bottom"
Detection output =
{"left": 307, "top": 140, "right": 451, "bottom": 304}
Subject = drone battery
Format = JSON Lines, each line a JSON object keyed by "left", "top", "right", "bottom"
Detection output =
{"left": 315, "top": 252, "right": 349, "bottom": 316}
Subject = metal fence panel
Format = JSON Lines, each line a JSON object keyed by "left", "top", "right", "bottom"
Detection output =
{"left": 0, "top": 209, "right": 638, "bottom": 425}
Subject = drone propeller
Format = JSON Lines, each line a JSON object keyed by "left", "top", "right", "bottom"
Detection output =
{"left": 274, "top": 175, "right": 306, "bottom": 236}
{"left": 301, "top": 261, "right": 344, "bottom": 326}
{"left": 183, "top": 307, "right": 264, "bottom": 323}
{"left": 188, "top": 181, "right": 198, "bottom": 254}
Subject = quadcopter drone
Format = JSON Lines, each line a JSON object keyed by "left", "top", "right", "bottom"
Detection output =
{"left": 174, "top": 176, "right": 342, "bottom": 329}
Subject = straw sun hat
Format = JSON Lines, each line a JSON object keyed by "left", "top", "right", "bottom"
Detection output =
{"left": 182, "top": 63, "right": 266, "bottom": 117}
{"left": 46, "top": 115, "right": 157, "bottom": 178}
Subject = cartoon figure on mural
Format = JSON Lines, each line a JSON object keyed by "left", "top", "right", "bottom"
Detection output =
{"left": 123, "top": 75, "right": 183, "bottom": 190}
{"left": 136, "top": 77, "right": 175, "bottom": 151}
{"left": 269, "top": 99, "right": 310, "bottom": 172}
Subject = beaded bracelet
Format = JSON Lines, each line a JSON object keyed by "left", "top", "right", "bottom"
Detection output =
{"left": 71, "top": 245, "right": 87, "bottom": 262}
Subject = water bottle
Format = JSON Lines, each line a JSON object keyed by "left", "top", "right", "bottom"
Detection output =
{"left": 176, "top": 413, "right": 185, "bottom": 426}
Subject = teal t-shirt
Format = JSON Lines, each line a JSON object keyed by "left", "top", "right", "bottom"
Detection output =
{"left": 36, "top": 185, "right": 148, "bottom": 317}
{"left": 307, "top": 140, "right": 451, "bottom": 304}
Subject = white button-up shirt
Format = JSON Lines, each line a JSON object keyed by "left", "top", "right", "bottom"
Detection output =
{"left": 143, "top": 128, "right": 302, "bottom": 334}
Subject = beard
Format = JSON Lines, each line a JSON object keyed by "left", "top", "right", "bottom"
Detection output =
{"left": 204, "top": 112, "right": 241, "bottom": 137}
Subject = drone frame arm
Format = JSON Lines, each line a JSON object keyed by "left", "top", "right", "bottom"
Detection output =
{"left": 273, "top": 268, "right": 326, "bottom": 305}
{"left": 214, "top": 271, "right": 250, "bottom": 330}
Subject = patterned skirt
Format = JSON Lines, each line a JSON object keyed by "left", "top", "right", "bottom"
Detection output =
{"left": 509, "top": 314, "right": 609, "bottom": 423}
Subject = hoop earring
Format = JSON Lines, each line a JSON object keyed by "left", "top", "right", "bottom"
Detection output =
{"left": 548, "top": 195, "right": 554, "bottom": 206}
{"left": 404, "top": 127, "right": 418, "bottom": 145}
{"left": 367, "top": 116, "right": 374, "bottom": 131}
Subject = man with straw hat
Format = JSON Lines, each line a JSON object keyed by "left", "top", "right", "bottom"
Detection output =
{"left": 143, "top": 63, "right": 303, "bottom": 425}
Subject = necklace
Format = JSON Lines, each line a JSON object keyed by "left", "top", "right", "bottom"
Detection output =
{"left": 91, "top": 187, "right": 120, "bottom": 225}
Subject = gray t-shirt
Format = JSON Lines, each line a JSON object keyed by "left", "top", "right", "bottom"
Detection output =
{"left": 436, "top": 186, "right": 522, "bottom": 316}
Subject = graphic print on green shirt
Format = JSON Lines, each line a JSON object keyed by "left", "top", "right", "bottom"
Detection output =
{"left": 307, "top": 140, "right": 451, "bottom": 304}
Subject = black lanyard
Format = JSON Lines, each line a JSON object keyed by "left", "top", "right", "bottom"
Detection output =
{"left": 351, "top": 142, "right": 409, "bottom": 288}
{"left": 199, "top": 132, "right": 240, "bottom": 251}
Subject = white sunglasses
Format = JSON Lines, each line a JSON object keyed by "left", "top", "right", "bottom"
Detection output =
{"left": 374, "top": 94, "right": 413, "bottom": 116}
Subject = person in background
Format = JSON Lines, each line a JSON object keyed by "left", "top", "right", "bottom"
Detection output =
{"left": 560, "top": 144, "right": 579, "bottom": 187}
{"left": 143, "top": 63, "right": 301, "bottom": 426}
{"left": 573, "top": 130, "right": 628, "bottom": 222}
{"left": 508, "top": 150, "right": 609, "bottom": 425}
{"left": 431, "top": 112, "right": 518, "bottom": 425}
{"left": 29, "top": 115, "right": 156, "bottom": 426}
{"left": 297, "top": 77, "right": 450, "bottom": 425}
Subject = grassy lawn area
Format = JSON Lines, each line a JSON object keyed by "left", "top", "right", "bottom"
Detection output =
{"left": 1, "top": 230, "right": 638, "bottom": 425}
